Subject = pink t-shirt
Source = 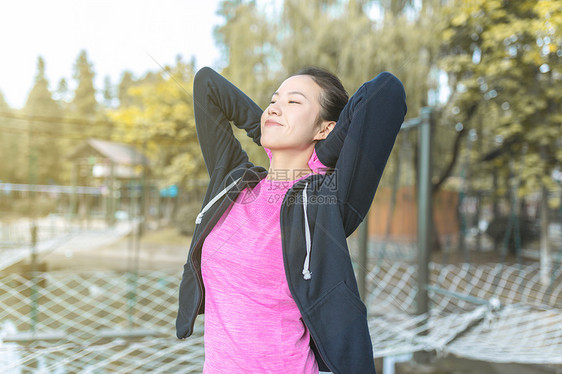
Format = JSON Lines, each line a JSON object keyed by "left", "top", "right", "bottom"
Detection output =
{"left": 201, "top": 176, "right": 318, "bottom": 373}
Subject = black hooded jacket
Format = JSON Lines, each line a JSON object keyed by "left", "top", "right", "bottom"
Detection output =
{"left": 176, "top": 67, "right": 407, "bottom": 373}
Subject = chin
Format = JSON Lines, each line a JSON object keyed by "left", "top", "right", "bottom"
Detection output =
{"left": 260, "top": 134, "right": 281, "bottom": 150}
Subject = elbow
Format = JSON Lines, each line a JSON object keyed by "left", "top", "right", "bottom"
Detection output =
{"left": 377, "top": 72, "right": 407, "bottom": 117}
{"left": 193, "top": 66, "right": 219, "bottom": 92}
{"left": 195, "top": 66, "right": 217, "bottom": 79}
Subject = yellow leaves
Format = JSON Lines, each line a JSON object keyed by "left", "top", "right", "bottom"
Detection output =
{"left": 106, "top": 62, "right": 203, "bottom": 188}
{"left": 549, "top": 196, "right": 561, "bottom": 210}
{"left": 534, "top": 0, "right": 562, "bottom": 20}
{"left": 452, "top": 13, "right": 469, "bottom": 27}
{"left": 442, "top": 28, "right": 456, "bottom": 43}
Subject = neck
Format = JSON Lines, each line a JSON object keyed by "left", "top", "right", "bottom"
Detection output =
{"left": 267, "top": 147, "right": 314, "bottom": 181}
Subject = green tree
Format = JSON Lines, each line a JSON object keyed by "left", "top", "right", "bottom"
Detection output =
{"left": 109, "top": 58, "right": 205, "bottom": 191}
{"left": 439, "top": 0, "right": 562, "bottom": 201}
{"left": 72, "top": 50, "right": 98, "bottom": 117}
{"left": 214, "top": 0, "right": 280, "bottom": 167}
{"left": 55, "top": 78, "right": 71, "bottom": 107}
{"left": 215, "top": 0, "right": 459, "bottom": 249}
{"left": 23, "top": 56, "right": 64, "bottom": 184}
{"left": 214, "top": 0, "right": 450, "bottom": 170}
{"left": 102, "top": 75, "right": 114, "bottom": 107}
{"left": 70, "top": 50, "right": 112, "bottom": 142}
{"left": 118, "top": 71, "right": 136, "bottom": 107}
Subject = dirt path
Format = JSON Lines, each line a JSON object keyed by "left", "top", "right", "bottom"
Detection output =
{"left": 41, "top": 227, "right": 190, "bottom": 273}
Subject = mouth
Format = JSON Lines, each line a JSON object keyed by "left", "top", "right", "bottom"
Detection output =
{"left": 264, "top": 119, "right": 283, "bottom": 127}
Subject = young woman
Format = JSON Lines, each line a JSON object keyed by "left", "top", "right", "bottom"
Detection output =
{"left": 176, "top": 66, "right": 407, "bottom": 373}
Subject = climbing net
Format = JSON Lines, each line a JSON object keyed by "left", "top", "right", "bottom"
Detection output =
{"left": 0, "top": 261, "right": 560, "bottom": 372}
{"left": 366, "top": 261, "right": 562, "bottom": 364}
{"left": 0, "top": 271, "right": 205, "bottom": 373}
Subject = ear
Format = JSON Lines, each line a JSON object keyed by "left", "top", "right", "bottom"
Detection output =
{"left": 313, "top": 120, "right": 336, "bottom": 141}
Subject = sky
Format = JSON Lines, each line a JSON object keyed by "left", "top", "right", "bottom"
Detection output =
{"left": 0, "top": 0, "right": 224, "bottom": 109}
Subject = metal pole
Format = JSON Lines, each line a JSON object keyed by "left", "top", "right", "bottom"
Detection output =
{"left": 106, "top": 161, "right": 115, "bottom": 226}
{"left": 30, "top": 222, "right": 38, "bottom": 333}
{"left": 415, "top": 107, "right": 433, "bottom": 363}
{"left": 416, "top": 107, "right": 433, "bottom": 316}
{"left": 70, "top": 163, "right": 78, "bottom": 221}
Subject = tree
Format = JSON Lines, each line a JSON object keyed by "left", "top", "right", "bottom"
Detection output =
{"left": 439, "top": 0, "right": 562, "bottom": 260}
{"left": 215, "top": 0, "right": 457, "bottom": 249}
{"left": 440, "top": 0, "right": 561, "bottom": 198}
{"left": 102, "top": 75, "right": 114, "bottom": 108}
{"left": 214, "top": 0, "right": 279, "bottom": 167}
{"left": 72, "top": 50, "right": 98, "bottom": 117}
{"left": 109, "top": 58, "right": 205, "bottom": 191}
{"left": 70, "top": 50, "right": 111, "bottom": 142}
{"left": 54, "top": 78, "right": 71, "bottom": 107}
{"left": 0, "top": 90, "right": 20, "bottom": 183}
{"left": 118, "top": 71, "right": 136, "bottom": 107}
{"left": 23, "top": 56, "right": 64, "bottom": 184}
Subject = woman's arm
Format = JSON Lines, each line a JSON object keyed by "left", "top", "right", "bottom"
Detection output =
{"left": 193, "top": 67, "right": 263, "bottom": 177}
{"left": 315, "top": 72, "right": 407, "bottom": 235}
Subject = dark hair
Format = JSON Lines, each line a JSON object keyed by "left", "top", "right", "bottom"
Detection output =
{"left": 293, "top": 67, "right": 348, "bottom": 123}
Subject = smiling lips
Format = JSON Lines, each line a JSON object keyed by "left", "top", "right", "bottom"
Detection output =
{"left": 265, "top": 119, "right": 283, "bottom": 127}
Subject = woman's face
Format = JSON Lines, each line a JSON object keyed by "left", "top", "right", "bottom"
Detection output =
{"left": 260, "top": 75, "right": 332, "bottom": 152}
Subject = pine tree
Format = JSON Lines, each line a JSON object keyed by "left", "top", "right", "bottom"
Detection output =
{"left": 71, "top": 50, "right": 110, "bottom": 140}
{"left": 23, "top": 56, "right": 64, "bottom": 184}
{"left": 72, "top": 50, "right": 97, "bottom": 117}
{"left": 117, "top": 71, "right": 136, "bottom": 107}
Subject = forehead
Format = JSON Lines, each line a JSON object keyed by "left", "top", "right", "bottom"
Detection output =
{"left": 275, "top": 75, "right": 322, "bottom": 98}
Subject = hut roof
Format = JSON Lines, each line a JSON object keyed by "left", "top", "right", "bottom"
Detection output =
{"left": 69, "top": 138, "right": 149, "bottom": 166}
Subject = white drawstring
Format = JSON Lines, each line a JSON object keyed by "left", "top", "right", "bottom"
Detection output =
{"left": 302, "top": 182, "right": 312, "bottom": 280}
{"left": 197, "top": 176, "right": 313, "bottom": 280}
{"left": 195, "top": 178, "right": 241, "bottom": 224}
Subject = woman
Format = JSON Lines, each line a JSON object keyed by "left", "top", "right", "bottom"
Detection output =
{"left": 176, "top": 66, "right": 407, "bottom": 373}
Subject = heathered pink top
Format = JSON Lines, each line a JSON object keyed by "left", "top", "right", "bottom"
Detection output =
{"left": 201, "top": 173, "right": 319, "bottom": 373}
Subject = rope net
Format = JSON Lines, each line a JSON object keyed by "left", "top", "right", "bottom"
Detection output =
{"left": 366, "top": 261, "right": 561, "bottom": 363}
{"left": 0, "top": 261, "right": 560, "bottom": 372}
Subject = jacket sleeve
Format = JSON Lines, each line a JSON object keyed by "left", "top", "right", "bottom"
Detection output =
{"left": 315, "top": 72, "right": 407, "bottom": 235}
{"left": 193, "top": 67, "right": 263, "bottom": 178}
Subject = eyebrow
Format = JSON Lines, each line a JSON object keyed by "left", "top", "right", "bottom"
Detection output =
{"left": 272, "top": 91, "right": 309, "bottom": 99}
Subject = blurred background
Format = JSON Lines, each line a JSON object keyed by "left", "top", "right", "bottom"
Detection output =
{"left": 0, "top": 0, "right": 560, "bottom": 373}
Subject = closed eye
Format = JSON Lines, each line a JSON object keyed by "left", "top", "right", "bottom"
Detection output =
{"left": 288, "top": 100, "right": 301, "bottom": 104}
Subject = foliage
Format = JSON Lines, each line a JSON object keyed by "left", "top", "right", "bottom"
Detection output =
{"left": 108, "top": 58, "right": 206, "bottom": 192}
{"left": 214, "top": 0, "right": 448, "bottom": 180}
{"left": 22, "top": 57, "right": 64, "bottom": 184}
{"left": 72, "top": 50, "right": 98, "bottom": 117}
{"left": 439, "top": 0, "right": 562, "bottom": 203}
{"left": 485, "top": 215, "right": 540, "bottom": 253}
{"left": 118, "top": 71, "right": 136, "bottom": 108}
{"left": 70, "top": 50, "right": 111, "bottom": 140}
{"left": 0, "top": 91, "right": 19, "bottom": 183}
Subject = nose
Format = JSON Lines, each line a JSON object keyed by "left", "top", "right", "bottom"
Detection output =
{"left": 268, "top": 101, "right": 281, "bottom": 116}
